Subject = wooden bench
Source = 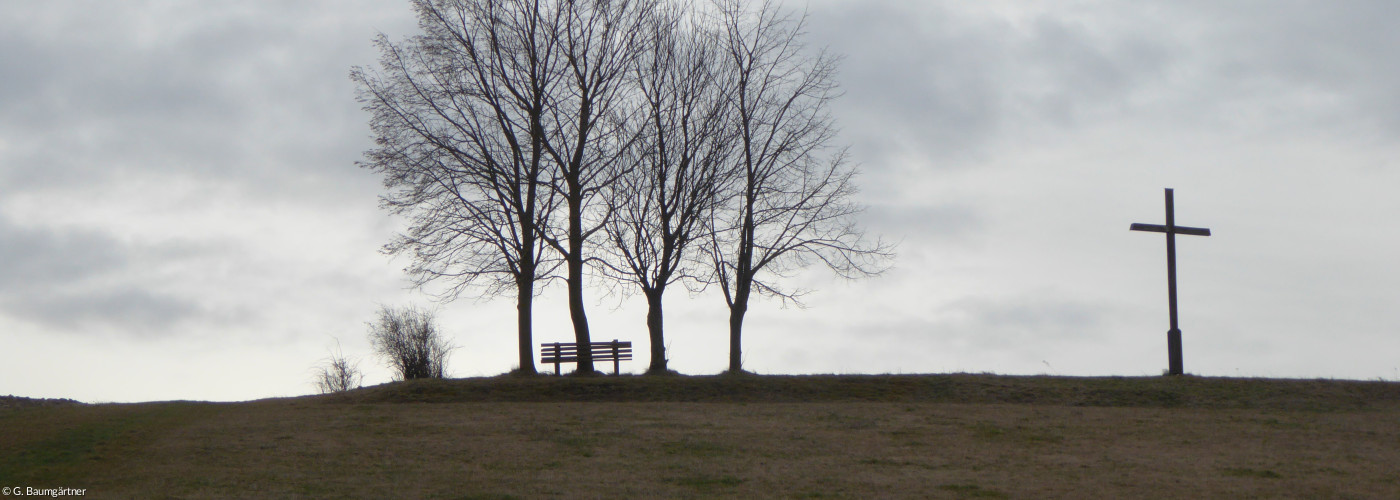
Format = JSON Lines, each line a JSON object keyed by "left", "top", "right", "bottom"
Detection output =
{"left": 540, "top": 340, "right": 632, "bottom": 375}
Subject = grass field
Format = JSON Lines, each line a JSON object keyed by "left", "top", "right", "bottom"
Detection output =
{"left": 3, "top": 374, "right": 1399, "bottom": 499}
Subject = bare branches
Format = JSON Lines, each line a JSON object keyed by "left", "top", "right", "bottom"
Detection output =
{"left": 600, "top": 1, "right": 736, "bottom": 372}
{"left": 356, "top": 0, "right": 563, "bottom": 299}
{"left": 313, "top": 340, "right": 363, "bottom": 394}
{"left": 534, "top": 0, "right": 656, "bottom": 374}
{"left": 603, "top": 2, "right": 734, "bottom": 291}
{"left": 355, "top": 0, "right": 575, "bottom": 374}
{"left": 368, "top": 305, "right": 454, "bottom": 380}
{"left": 355, "top": 0, "right": 890, "bottom": 376}
{"left": 706, "top": 0, "right": 894, "bottom": 372}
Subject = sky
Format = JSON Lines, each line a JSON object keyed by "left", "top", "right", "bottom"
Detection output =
{"left": 4, "top": 1, "right": 1400, "bottom": 403}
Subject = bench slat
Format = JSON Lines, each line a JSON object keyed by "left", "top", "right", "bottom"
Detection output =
{"left": 537, "top": 340, "right": 632, "bottom": 344}
{"left": 541, "top": 352, "right": 633, "bottom": 358}
{"left": 538, "top": 351, "right": 633, "bottom": 359}
{"left": 541, "top": 355, "right": 633, "bottom": 363}
{"left": 540, "top": 352, "right": 634, "bottom": 358}
{"left": 538, "top": 341, "right": 632, "bottom": 344}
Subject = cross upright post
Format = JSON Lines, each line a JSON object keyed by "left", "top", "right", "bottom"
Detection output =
{"left": 1130, "top": 188, "right": 1211, "bottom": 376}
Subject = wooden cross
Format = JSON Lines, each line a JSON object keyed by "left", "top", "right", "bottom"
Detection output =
{"left": 1130, "top": 188, "right": 1211, "bottom": 376}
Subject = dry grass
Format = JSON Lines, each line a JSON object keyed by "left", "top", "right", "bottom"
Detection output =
{"left": 3, "top": 374, "right": 1400, "bottom": 499}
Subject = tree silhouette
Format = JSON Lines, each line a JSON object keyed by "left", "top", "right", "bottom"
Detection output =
{"left": 600, "top": 3, "right": 735, "bottom": 374}
{"left": 535, "top": 0, "right": 652, "bottom": 374}
{"left": 354, "top": 0, "right": 565, "bottom": 374}
{"left": 707, "top": 0, "right": 892, "bottom": 374}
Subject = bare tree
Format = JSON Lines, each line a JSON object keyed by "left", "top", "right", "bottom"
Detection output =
{"left": 369, "top": 305, "right": 454, "bottom": 380}
{"left": 707, "top": 0, "right": 892, "bottom": 374}
{"left": 537, "top": 0, "right": 653, "bottom": 374}
{"left": 313, "top": 340, "right": 364, "bottom": 394}
{"left": 354, "top": 0, "right": 565, "bottom": 374}
{"left": 601, "top": 3, "right": 735, "bottom": 374}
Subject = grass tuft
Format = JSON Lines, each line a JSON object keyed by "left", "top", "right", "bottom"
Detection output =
{"left": 661, "top": 439, "right": 731, "bottom": 458}
{"left": 1223, "top": 467, "right": 1284, "bottom": 479}
{"left": 938, "top": 483, "right": 1009, "bottom": 498}
{"left": 670, "top": 474, "right": 745, "bottom": 491}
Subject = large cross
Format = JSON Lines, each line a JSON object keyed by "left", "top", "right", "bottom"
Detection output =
{"left": 1130, "top": 188, "right": 1211, "bottom": 376}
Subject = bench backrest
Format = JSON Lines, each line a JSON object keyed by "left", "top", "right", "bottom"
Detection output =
{"left": 539, "top": 341, "right": 632, "bottom": 375}
{"left": 539, "top": 341, "right": 632, "bottom": 361}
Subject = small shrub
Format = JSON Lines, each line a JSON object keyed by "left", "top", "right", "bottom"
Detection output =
{"left": 313, "top": 341, "right": 363, "bottom": 394}
{"left": 368, "top": 305, "right": 454, "bottom": 380}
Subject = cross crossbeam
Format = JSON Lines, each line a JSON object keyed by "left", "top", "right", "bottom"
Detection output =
{"left": 1128, "top": 223, "right": 1211, "bottom": 237}
{"left": 1130, "top": 188, "right": 1211, "bottom": 376}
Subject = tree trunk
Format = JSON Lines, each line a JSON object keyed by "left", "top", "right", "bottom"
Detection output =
{"left": 728, "top": 197, "right": 755, "bottom": 374}
{"left": 644, "top": 288, "right": 667, "bottom": 374}
{"left": 727, "top": 299, "right": 747, "bottom": 374}
{"left": 515, "top": 278, "right": 537, "bottom": 375}
{"left": 566, "top": 194, "right": 595, "bottom": 374}
{"left": 727, "top": 268, "right": 751, "bottom": 374}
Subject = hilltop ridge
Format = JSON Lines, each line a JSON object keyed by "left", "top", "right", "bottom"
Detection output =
{"left": 316, "top": 373, "right": 1400, "bottom": 411}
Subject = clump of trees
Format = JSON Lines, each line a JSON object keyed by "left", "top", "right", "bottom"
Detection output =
{"left": 368, "top": 306, "right": 454, "bottom": 380}
{"left": 355, "top": 0, "right": 890, "bottom": 375}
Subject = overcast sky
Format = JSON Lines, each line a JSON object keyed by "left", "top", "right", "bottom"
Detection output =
{"left": 4, "top": 1, "right": 1399, "bottom": 402}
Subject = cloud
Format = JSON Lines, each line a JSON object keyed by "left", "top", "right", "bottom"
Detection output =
{"left": 0, "top": 215, "right": 201, "bottom": 335}
{"left": 938, "top": 293, "right": 1109, "bottom": 347}
{"left": 5, "top": 287, "right": 200, "bottom": 334}
{"left": 0, "top": 1, "right": 417, "bottom": 344}
{"left": 0, "top": 217, "right": 128, "bottom": 286}
{"left": 805, "top": 2, "right": 1176, "bottom": 171}
{"left": 863, "top": 202, "right": 982, "bottom": 244}
{"left": 806, "top": 0, "right": 1400, "bottom": 179}
{"left": 847, "top": 291, "right": 1113, "bottom": 351}
{"left": 805, "top": 2, "right": 1006, "bottom": 169}
{"left": 0, "top": 1, "right": 412, "bottom": 198}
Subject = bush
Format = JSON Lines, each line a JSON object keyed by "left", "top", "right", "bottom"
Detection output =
{"left": 368, "top": 305, "right": 453, "bottom": 380}
{"left": 313, "top": 342, "right": 363, "bottom": 394}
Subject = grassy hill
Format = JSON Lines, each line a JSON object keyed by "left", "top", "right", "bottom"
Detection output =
{"left": 4, "top": 374, "right": 1399, "bottom": 498}
{"left": 333, "top": 373, "right": 1400, "bottom": 409}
